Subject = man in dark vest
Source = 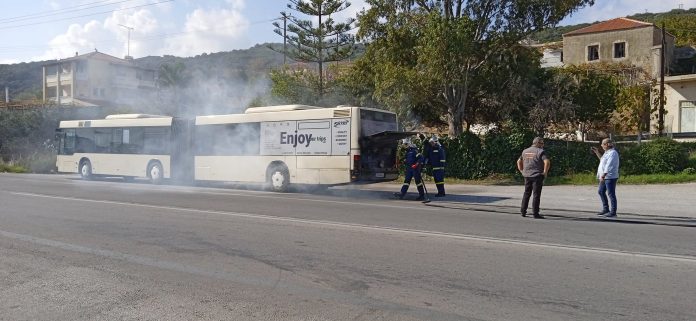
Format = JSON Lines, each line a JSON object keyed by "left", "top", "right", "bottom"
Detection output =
{"left": 516, "top": 137, "right": 551, "bottom": 219}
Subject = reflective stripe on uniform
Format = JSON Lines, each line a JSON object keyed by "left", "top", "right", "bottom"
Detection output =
{"left": 433, "top": 167, "right": 444, "bottom": 170}
{"left": 403, "top": 183, "right": 410, "bottom": 186}
{"left": 416, "top": 182, "right": 423, "bottom": 187}
{"left": 435, "top": 182, "right": 444, "bottom": 185}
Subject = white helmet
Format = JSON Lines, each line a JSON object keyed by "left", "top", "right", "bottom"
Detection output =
{"left": 401, "top": 138, "right": 415, "bottom": 148}
{"left": 429, "top": 135, "right": 439, "bottom": 143}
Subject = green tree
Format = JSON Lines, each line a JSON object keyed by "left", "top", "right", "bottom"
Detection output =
{"left": 564, "top": 66, "right": 618, "bottom": 134}
{"left": 273, "top": 0, "right": 356, "bottom": 98}
{"left": 354, "top": 0, "right": 595, "bottom": 136}
{"left": 615, "top": 83, "right": 653, "bottom": 134}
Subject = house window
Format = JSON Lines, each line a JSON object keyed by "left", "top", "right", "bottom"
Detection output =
{"left": 680, "top": 101, "right": 696, "bottom": 132}
{"left": 587, "top": 45, "right": 599, "bottom": 61}
{"left": 614, "top": 42, "right": 626, "bottom": 58}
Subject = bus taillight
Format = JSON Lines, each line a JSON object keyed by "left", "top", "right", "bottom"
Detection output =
{"left": 351, "top": 155, "right": 361, "bottom": 180}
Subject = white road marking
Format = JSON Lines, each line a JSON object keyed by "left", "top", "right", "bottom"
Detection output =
{"left": 8, "top": 191, "right": 696, "bottom": 264}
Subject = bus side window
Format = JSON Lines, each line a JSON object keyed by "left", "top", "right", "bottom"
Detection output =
{"left": 75, "top": 128, "right": 96, "bottom": 153}
{"left": 94, "top": 128, "right": 111, "bottom": 153}
{"left": 122, "top": 127, "right": 144, "bottom": 154}
{"left": 144, "top": 127, "right": 169, "bottom": 155}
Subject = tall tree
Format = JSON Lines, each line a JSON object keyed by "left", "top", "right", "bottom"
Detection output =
{"left": 355, "top": 0, "right": 595, "bottom": 136}
{"left": 273, "top": 0, "right": 356, "bottom": 98}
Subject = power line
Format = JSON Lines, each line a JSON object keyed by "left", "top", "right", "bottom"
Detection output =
{"left": 0, "top": 0, "right": 174, "bottom": 31}
{"left": 0, "top": 18, "right": 278, "bottom": 55}
{"left": 0, "top": 0, "right": 137, "bottom": 24}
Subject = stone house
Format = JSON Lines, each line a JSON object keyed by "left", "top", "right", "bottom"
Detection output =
{"left": 562, "top": 17, "right": 675, "bottom": 79}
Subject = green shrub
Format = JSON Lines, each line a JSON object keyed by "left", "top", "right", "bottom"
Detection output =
{"left": 393, "top": 134, "right": 691, "bottom": 180}
{"left": 0, "top": 160, "right": 28, "bottom": 173}
{"left": 683, "top": 167, "right": 696, "bottom": 175}
{"left": 621, "top": 138, "right": 688, "bottom": 174}
{"left": 442, "top": 132, "right": 484, "bottom": 179}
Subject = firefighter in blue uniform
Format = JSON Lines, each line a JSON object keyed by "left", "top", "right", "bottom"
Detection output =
{"left": 425, "top": 135, "right": 446, "bottom": 197}
{"left": 393, "top": 138, "right": 426, "bottom": 200}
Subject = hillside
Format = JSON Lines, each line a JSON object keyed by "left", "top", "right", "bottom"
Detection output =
{"left": 0, "top": 43, "right": 286, "bottom": 101}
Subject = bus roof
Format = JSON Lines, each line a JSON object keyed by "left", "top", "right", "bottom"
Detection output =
{"left": 197, "top": 105, "right": 348, "bottom": 125}
{"left": 105, "top": 114, "right": 170, "bottom": 119}
{"left": 59, "top": 116, "right": 173, "bottom": 128}
{"left": 244, "top": 105, "right": 324, "bottom": 114}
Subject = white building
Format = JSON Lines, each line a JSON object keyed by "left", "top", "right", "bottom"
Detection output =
{"left": 42, "top": 51, "right": 156, "bottom": 108}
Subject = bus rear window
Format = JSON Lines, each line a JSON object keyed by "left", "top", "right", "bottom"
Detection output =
{"left": 360, "top": 110, "right": 397, "bottom": 137}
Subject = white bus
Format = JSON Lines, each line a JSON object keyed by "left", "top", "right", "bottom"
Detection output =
{"left": 194, "top": 105, "right": 411, "bottom": 191}
{"left": 56, "top": 105, "right": 411, "bottom": 191}
{"left": 55, "top": 114, "right": 192, "bottom": 184}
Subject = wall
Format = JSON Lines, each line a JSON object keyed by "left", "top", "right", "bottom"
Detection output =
{"left": 657, "top": 75, "right": 696, "bottom": 133}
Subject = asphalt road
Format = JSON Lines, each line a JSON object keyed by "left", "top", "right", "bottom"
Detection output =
{"left": 1, "top": 173, "right": 695, "bottom": 321}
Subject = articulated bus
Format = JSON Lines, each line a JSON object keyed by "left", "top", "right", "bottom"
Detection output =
{"left": 56, "top": 105, "right": 412, "bottom": 191}
{"left": 55, "top": 114, "right": 192, "bottom": 184}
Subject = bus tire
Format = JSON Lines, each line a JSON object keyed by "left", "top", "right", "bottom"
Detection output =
{"left": 79, "top": 160, "right": 92, "bottom": 180}
{"left": 148, "top": 161, "right": 163, "bottom": 185}
{"left": 268, "top": 165, "right": 289, "bottom": 192}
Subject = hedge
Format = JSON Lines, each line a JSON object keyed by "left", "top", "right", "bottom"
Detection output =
{"left": 401, "top": 132, "right": 691, "bottom": 179}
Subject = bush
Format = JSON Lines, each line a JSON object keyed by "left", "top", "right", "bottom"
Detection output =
{"left": 683, "top": 167, "right": 696, "bottom": 175}
{"left": 621, "top": 138, "right": 688, "bottom": 175}
{"left": 442, "top": 132, "right": 484, "bottom": 179}
{"left": 0, "top": 160, "right": 27, "bottom": 173}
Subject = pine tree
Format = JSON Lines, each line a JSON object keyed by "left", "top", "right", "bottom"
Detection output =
{"left": 273, "top": 0, "right": 356, "bottom": 98}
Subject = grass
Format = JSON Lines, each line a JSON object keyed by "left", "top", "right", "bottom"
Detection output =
{"left": 0, "top": 161, "right": 28, "bottom": 173}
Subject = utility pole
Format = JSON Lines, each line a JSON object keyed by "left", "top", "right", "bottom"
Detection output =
{"left": 280, "top": 12, "right": 289, "bottom": 65}
{"left": 118, "top": 24, "right": 134, "bottom": 59}
{"left": 658, "top": 22, "right": 666, "bottom": 136}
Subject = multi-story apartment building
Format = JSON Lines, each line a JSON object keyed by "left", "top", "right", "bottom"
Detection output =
{"left": 562, "top": 17, "right": 675, "bottom": 79}
{"left": 42, "top": 51, "right": 156, "bottom": 107}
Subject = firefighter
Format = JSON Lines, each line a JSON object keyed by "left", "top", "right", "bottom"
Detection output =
{"left": 393, "top": 138, "right": 426, "bottom": 200}
{"left": 425, "top": 135, "right": 446, "bottom": 197}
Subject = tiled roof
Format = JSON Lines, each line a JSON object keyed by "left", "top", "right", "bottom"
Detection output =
{"left": 563, "top": 17, "right": 653, "bottom": 37}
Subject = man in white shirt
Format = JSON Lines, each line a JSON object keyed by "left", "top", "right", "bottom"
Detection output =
{"left": 591, "top": 138, "right": 620, "bottom": 218}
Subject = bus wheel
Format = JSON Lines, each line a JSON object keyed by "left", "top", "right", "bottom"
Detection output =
{"left": 79, "top": 160, "right": 92, "bottom": 180}
{"left": 268, "top": 165, "right": 289, "bottom": 192}
{"left": 148, "top": 162, "right": 163, "bottom": 185}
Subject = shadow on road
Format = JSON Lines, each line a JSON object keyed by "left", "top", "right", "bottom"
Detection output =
{"left": 424, "top": 202, "right": 696, "bottom": 228}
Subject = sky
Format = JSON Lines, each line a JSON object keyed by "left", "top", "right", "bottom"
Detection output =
{"left": 0, "top": 0, "right": 695, "bottom": 64}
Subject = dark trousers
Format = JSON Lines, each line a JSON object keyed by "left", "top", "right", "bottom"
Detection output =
{"left": 598, "top": 178, "right": 618, "bottom": 214}
{"left": 400, "top": 167, "right": 425, "bottom": 197}
{"left": 432, "top": 168, "right": 445, "bottom": 195}
{"left": 521, "top": 176, "right": 544, "bottom": 215}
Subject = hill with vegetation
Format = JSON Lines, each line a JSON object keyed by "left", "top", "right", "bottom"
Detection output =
{"left": 530, "top": 8, "right": 696, "bottom": 45}
{"left": 0, "top": 44, "right": 286, "bottom": 102}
